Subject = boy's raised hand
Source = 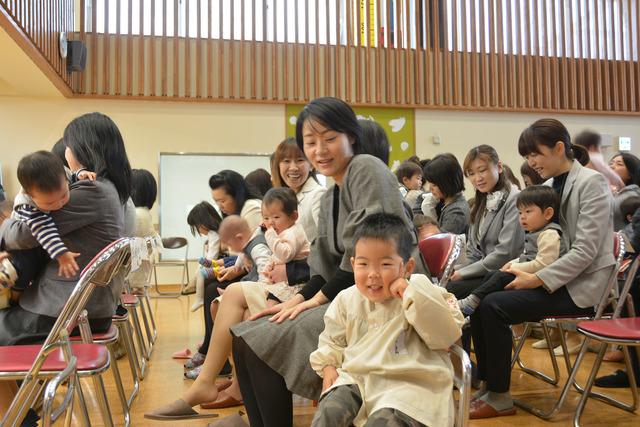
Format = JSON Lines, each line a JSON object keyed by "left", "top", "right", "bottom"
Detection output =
{"left": 389, "top": 277, "right": 410, "bottom": 299}
{"left": 57, "top": 251, "right": 81, "bottom": 278}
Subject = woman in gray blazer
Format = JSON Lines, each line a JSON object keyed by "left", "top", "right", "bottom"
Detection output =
{"left": 0, "top": 112, "right": 133, "bottom": 345}
{"left": 469, "top": 119, "right": 615, "bottom": 419}
{"left": 446, "top": 145, "right": 525, "bottom": 300}
{"left": 421, "top": 153, "right": 470, "bottom": 235}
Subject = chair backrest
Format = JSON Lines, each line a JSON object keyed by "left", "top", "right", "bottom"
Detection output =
{"left": 162, "top": 236, "right": 188, "bottom": 249}
{"left": 418, "top": 233, "right": 463, "bottom": 287}
{"left": 2, "top": 237, "right": 132, "bottom": 427}
{"left": 594, "top": 232, "right": 626, "bottom": 319}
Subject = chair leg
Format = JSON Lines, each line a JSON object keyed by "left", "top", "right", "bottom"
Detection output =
{"left": 138, "top": 299, "right": 154, "bottom": 358}
{"left": 512, "top": 322, "right": 561, "bottom": 385}
{"left": 151, "top": 265, "right": 182, "bottom": 298}
{"left": 143, "top": 289, "right": 158, "bottom": 344}
{"left": 91, "top": 374, "right": 114, "bottom": 427}
{"left": 515, "top": 338, "right": 591, "bottom": 419}
{"left": 116, "top": 319, "right": 141, "bottom": 405}
{"left": 107, "top": 344, "right": 131, "bottom": 427}
{"left": 128, "top": 303, "right": 150, "bottom": 362}
{"left": 73, "top": 373, "right": 91, "bottom": 427}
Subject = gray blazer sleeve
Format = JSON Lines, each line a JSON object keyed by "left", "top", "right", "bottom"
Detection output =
{"left": 439, "top": 200, "right": 469, "bottom": 235}
{"left": 340, "top": 156, "right": 411, "bottom": 271}
{"left": 458, "top": 193, "right": 524, "bottom": 278}
{"left": 537, "top": 173, "right": 612, "bottom": 291}
{"left": 1, "top": 181, "right": 107, "bottom": 251}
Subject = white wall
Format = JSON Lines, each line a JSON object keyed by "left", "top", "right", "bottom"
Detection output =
{"left": 2, "top": 95, "right": 640, "bottom": 282}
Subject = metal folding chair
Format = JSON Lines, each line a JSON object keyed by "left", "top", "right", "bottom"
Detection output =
{"left": 573, "top": 255, "right": 640, "bottom": 426}
{"left": 0, "top": 237, "right": 132, "bottom": 427}
{"left": 513, "top": 232, "right": 627, "bottom": 419}
{"left": 152, "top": 236, "right": 188, "bottom": 297}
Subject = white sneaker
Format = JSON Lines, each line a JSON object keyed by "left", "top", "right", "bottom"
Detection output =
{"left": 190, "top": 300, "right": 204, "bottom": 312}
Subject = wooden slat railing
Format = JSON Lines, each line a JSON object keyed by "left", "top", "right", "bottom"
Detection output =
{"left": 69, "top": 1, "right": 639, "bottom": 114}
{"left": 0, "top": 0, "right": 77, "bottom": 95}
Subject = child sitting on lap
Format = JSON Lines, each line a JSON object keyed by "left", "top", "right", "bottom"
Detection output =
{"left": 457, "top": 185, "right": 563, "bottom": 317}
{"left": 0, "top": 151, "right": 93, "bottom": 304}
{"left": 310, "top": 212, "right": 464, "bottom": 427}
{"left": 218, "top": 188, "right": 310, "bottom": 314}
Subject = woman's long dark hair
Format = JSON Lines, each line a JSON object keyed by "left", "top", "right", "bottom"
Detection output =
{"left": 463, "top": 145, "right": 510, "bottom": 223}
{"left": 295, "top": 97, "right": 363, "bottom": 155}
{"left": 518, "top": 118, "right": 589, "bottom": 166}
{"left": 63, "top": 112, "right": 132, "bottom": 204}
{"left": 208, "top": 170, "right": 262, "bottom": 214}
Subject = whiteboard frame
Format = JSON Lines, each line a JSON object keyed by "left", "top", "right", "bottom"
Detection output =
{"left": 158, "top": 151, "right": 272, "bottom": 260}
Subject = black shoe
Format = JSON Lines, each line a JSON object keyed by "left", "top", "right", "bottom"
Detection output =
{"left": 595, "top": 370, "right": 630, "bottom": 388}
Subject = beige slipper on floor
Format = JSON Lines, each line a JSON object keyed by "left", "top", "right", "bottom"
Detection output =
{"left": 144, "top": 399, "right": 219, "bottom": 420}
{"left": 207, "top": 412, "right": 249, "bottom": 427}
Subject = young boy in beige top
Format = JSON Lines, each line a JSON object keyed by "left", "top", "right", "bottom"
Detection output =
{"left": 310, "top": 213, "right": 464, "bottom": 427}
{"left": 458, "top": 185, "right": 563, "bottom": 316}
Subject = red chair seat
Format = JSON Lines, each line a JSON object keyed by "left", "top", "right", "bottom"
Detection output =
{"left": 121, "top": 293, "right": 139, "bottom": 305}
{"left": 418, "top": 233, "right": 456, "bottom": 279}
{"left": 577, "top": 318, "right": 640, "bottom": 341}
{"left": 0, "top": 343, "right": 109, "bottom": 372}
{"left": 69, "top": 325, "right": 118, "bottom": 342}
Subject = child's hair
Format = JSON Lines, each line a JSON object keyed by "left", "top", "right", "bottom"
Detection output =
{"left": 395, "top": 160, "right": 422, "bottom": 184}
{"left": 353, "top": 212, "right": 413, "bottom": 262}
{"left": 245, "top": 168, "right": 273, "bottom": 197}
{"left": 209, "top": 170, "right": 262, "bottom": 213}
{"left": 219, "top": 215, "right": 251, "bottom": 241}
{"left": 263, "top": 187, "right": 298, "bottom": 216}
{"left": 17, "top": 151, "right": 66, "bottom": 194}
{"left": 518, "top": 118, "right": 589, "bottom": 166}
{"left": 295, "top": 97, "right": 363, "bottom": 155}
{"left": 187, "top": 201, "right": 223, "bottom": 236}
{"left": 463, "top": 145, "right": 511, "bottom": 223}
{"left": 359, "top": 119, "right": 390, "bottom": 165}
{"left": 516, "top": 185, "right": 560, "bottom": 215}
{"left": 502, "top": 164, "right": 522, "bottom": 190}
{"left": 423, "top": 153, "right": 464, "bottom": 197}
{"left": 620, "top": 196, "right": 640, "bottom": 223}
{"left": 413, "top": 214, "right": 438, "bottom": 229}
{"left": 520, "top": 161, "right": 545, "bottom": 186}
{"left": 611, "top": 153, "right": 640, "bottom": 187}
{"left": 131, "top": 169, "right": 157, "bottom": 209}
{"left": 51, "top": 138, "right": 69, "bottom": 168}
{"left": 574, "top": 130, "right": 602, "bottom": 151}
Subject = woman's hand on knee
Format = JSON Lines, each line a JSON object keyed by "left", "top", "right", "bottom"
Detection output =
{"left": 271, "top": 294, "right": 325, "bottom": 323}
{"left": 248, "top": 294, "right": 304, "bottom": 321}
{"left": 504, "top": 270, "right": 544, "bottom": 290}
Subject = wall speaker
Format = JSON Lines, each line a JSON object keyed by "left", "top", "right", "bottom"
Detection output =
{"left": 66, "top": 40, "right": 87, "bottom": 73}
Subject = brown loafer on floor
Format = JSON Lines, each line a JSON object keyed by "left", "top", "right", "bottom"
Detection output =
{"left": 216, "top": 379, "right": 233, "bottom": 392}
{"left": 200, "top": 392, "right": 244, "bottom": 410}
{"left": 469, "top": 399, "right": 516, "bottom": 419}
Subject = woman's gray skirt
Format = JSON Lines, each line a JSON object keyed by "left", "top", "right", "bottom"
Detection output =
{"left": 231, "top": 304, "right": 328, "bottom": 400}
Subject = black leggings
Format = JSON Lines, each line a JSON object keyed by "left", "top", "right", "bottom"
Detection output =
{"left": 232, "top": 334, "right": 293, "bottom": 427}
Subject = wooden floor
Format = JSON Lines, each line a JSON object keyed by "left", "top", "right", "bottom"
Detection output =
{"left": 55, "top": 288, "right": 638, "bottom": 426}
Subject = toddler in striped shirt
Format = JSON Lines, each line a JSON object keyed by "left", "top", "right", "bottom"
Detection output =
{"left": 0, "top": 151, "right": 94, "bottom": 305}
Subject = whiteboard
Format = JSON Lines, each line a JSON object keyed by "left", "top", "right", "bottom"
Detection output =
{"left": 159, "top": 152, "right": 271, "bottom": 260}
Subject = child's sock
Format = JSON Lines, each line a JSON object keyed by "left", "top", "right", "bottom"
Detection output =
{"left": 458, "top": 294, "right": 481, "bottom": 316}
{"left": 479, "top": 391, "right": 513, "bottom": 411}
{"left": 190, "top": 300, "right": 204, "bottom": 312}
{"left": 191, "top": 276, "right": 205, "bottom": 312}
